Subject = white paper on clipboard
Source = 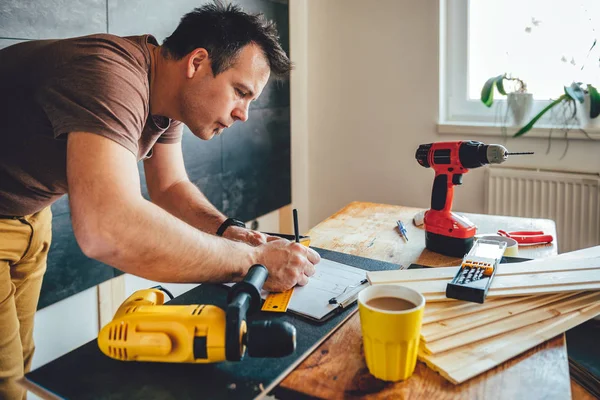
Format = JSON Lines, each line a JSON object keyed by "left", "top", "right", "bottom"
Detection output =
{"left": 283, "top": 258, "right": 368, "bottom": 321}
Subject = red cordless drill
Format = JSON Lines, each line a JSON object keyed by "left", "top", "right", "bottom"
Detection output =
{"left": 415, "top": 141, "right": 532, "bottom": 257}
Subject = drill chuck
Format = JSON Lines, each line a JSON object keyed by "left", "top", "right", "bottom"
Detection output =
{"left": 485, "top": 144, "right": 509, "bottom": 164}
{"left": 458, "top": 141, "right": 508, "bottom": 168}
{"left": 415, "top": 143, "right": 432, "bottom": 168}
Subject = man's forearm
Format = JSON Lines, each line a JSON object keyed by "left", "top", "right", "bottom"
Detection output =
{"left": 151, "top": 179, "right": 227, "bottom": 235}
{"left": 76, "top": 195, "right": 255, "bottom": 283}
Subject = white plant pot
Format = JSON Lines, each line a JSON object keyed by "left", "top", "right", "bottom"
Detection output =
{"left": 577, "top": 94, "right": 600, "bottom": 128}
{"left": 507, "top": 92, "right": 533, "bottom": 126}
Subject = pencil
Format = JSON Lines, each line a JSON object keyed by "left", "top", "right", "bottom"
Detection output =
{"left": 293, "top": 209, "right": 300, "bottom": 243}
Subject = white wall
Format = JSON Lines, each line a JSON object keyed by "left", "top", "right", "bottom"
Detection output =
{"left": 290, "top": 0, "right": 310, "bottom": 234}
{"left": 289, "top": 0, "right": 600, "bottom": 229}
{"left": 302, "top": 0, "right": 441, "bottom": 227}
{"left": 31, "top": 286, "right": 99, "bottom": 370}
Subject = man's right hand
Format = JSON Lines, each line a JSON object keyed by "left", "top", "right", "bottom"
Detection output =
{"left": 254, "top": 239, "right": 321, "bottom": 292}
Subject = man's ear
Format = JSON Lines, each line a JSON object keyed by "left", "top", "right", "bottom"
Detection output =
{"left": 186, "top": 48, "right": 210, "bottom": 79}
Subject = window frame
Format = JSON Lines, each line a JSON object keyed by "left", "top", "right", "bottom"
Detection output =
{"left": 439, "top": 0, "right": 596, "bottom": 133}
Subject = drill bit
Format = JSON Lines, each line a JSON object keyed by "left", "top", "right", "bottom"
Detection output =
{"left": 396, "top": 220, "right": 408, "bottom": 241}
{"left": 507, "top": 152, "right": 534, "bottom": 155}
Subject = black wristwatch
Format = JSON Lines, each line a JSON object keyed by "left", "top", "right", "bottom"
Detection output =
{"left": 216, "top": 218, "right": 246, "bottom": 237}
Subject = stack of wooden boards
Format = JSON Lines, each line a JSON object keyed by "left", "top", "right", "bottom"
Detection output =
{"left": 366, "top": 246, "right": 600, "bottom": 384}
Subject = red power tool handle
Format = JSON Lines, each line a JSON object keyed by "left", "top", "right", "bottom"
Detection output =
{"left": 428, "top": 142, "right": 468, "bottom": 213}
{"left": 497, "top": 230, "right": 554, "bottom": 244}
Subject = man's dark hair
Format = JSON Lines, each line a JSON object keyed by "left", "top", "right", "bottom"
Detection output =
{"left": 162, "top": 2, "right": 292, "bottom": 79}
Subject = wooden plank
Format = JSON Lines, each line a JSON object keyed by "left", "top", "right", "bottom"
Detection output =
{"left": 421, "top": 292, "right": 575, "bottom": 342}
{"left": 423, "top": 296, "right": 530, "bottom": 324}
{"left": 571, "top": 379, "right": 597, "bottom": 400}
{"left": 486, "top": 283, "right": 600, "bottom": 298}
{"left": 17, "top": 377, "right": 62, "bottom": 400}
{"left": 423, "top": 283, "right": 600, "bottom": 302}
{"left": 419, "top": 302, "right": 600, "bottom": 384}
{"left": 368, "top": 251, "right": 600, "bottom": 285}
{"left": 278, "top": 204, "right": 293, "bottom": 234}
{"left": 423, "top": 299, "right": 521, "bottom": 316}
{"left": 486, "top": 269, "right": 600, "bottom": 289}
{"left": 375, "top": 268, "right": 600, "bottom": 297}
{"left": 97, "top": 275, "right": 125, "bottom": 329}
{"left": 423, "top": 292, "right": 600, "bottom": 354}
{"left": 422, "top": 298, "right": 508, "bottom": 316}
{"left": 423, "top": 301, "right": 462, "bottom": 314}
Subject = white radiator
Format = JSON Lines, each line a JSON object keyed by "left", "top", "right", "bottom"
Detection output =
{"left": 485, "top": 167, "right": 600, "bottom": 253}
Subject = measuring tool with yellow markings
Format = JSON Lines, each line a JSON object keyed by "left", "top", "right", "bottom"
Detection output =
{"left": 262, "top": 288, "right": 294, "bottom": 312}
{"left": 260, "top": 232, "right": 311, "bottom": 313}
{"left": 445, "top": 239, "right": 507, "bottom": 304}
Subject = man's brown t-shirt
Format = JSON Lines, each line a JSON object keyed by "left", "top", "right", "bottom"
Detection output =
{"left": 0, "top": 34, "right": 183, "bottom": 216}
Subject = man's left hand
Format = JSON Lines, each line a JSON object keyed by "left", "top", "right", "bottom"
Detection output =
{"left": 222, "top": 225, "right": 279, "bottom": 246}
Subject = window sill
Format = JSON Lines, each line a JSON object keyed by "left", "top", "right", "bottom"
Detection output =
{"left": 438, "top": 121, "right": 600, "bottom": 140}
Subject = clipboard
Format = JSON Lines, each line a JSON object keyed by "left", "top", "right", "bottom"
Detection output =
{"left": 278, "top": 258, "right": 371, "bottom": 323}
{"left": 236, "top": 249, "right": 397, "bottom": 322}
{"left": 259, "top": 232, "right": 368, "bottom": 321}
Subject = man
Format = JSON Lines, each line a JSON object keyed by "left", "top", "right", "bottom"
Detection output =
{"left": 0, "top": 3, "right": 320, "bottom": 398}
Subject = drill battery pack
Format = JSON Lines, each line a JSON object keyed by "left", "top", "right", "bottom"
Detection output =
{"left": 446, "top": 239, "right": 507, "bottom": 303}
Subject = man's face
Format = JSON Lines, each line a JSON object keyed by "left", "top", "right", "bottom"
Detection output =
{"left": 179, "top": 44, "right": 271, "bottom": 140}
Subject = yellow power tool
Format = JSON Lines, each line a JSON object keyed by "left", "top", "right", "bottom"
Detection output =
{"left": 97, "top": 264, "right": 296, "bottom": 363}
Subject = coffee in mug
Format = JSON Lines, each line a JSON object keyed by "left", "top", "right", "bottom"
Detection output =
{"left": 365, "top": 297, "right": 416, "bottom": 311}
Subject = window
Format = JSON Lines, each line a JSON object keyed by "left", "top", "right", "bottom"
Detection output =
{"left": 441, "top": 0, "right": 600, "bottom": 127}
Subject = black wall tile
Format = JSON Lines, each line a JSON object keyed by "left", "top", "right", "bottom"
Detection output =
{"left": 50, "top": 196, "right": 70, "bottom": 218}
{"left": 39, "top": 214, "right": 115, "bottom": 309}
{"left": 180, "top": 128, "right": 222, "bottom": 178}
{"left": 222, "top": 107, "right": 291, "bottom": 170}
{"left": 237, "top": 0, "right": 291, "bottom": 111}
{"left": 0, "top": 0, "right": 106, "bottom": 39}
{"left": 221, "top": 107, "right": 291, "bottom": 220}
{"left": 251, "top": 77, "right": 290, "bottom": 111}
{"left": 190, "top": 173, "right": 224, "bottom": 215}
{"left": 222, "top": 154, "right": 290, "bottom": 221}
{"left": 137, "top": 162, "right": 150, "bottom": 201}
{"left": 235, "top": 0, "right": 290, "bottom": 53}
{"left": 107, "top": 0, "right": 211, "bottom": 43}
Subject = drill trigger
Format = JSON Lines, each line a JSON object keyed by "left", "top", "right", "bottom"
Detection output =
{"left": 452, "top": 174, "right": 463, "bottom": 185}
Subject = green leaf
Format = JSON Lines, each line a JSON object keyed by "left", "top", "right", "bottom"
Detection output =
{"left": 481, "top": 77, "right": 496, "bottom": 107}
{"left": 588, "top": 84, "right": 600, "bottom": 119}
{"left": 588, "top": 39, "right": 597, "bottom": 53}
{"left": 481, "top": 74, "right": 504, "bottom": 107}
{"left": 496, "top": 78, "right": 506, "bottom": 95}
{"left": 564, "top": 83, "right": 584, "bottom": 103}
{"left": 514, "top": 96, "right": 566, "bottom": 137}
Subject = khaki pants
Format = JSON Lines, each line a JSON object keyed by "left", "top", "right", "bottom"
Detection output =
{"left": 0, "top": 208, "right": 52, "bottom": 400}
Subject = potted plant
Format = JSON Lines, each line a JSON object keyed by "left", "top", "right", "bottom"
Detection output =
{"left": 577, "top": 83, "right": 600, "bottom": 127}
{"left": 512, "top": 82, "right": 600, "bottom": 137}
{"left": 481, "top": 74, "right": 533, "bottom": 126}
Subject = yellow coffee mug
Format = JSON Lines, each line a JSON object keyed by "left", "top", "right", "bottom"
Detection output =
{"left": 358, "top": 284, "right": 425, "bottom": 381}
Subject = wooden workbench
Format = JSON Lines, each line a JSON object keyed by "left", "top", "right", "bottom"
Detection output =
{"left": 279, "top": 201, "right": 570, "bottom": 399}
